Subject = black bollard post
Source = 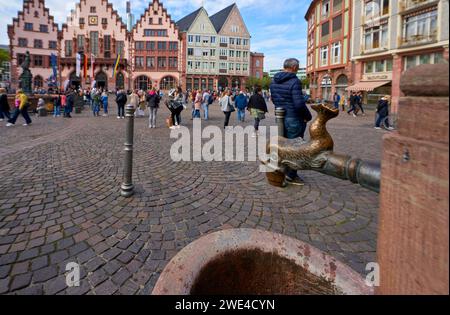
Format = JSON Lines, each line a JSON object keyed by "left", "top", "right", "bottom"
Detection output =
{"left": 120, "top": 104, "right": 135, "bottom": 198}
{"left": 275, "top": 107, "right": 286, "bottom": 138}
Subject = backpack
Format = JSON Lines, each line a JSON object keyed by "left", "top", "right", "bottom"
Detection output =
{"left": 208, "top": 95, "right": 214, "bottom": 105}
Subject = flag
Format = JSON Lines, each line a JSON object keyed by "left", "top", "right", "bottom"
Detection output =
{"left": 50, "top": 53, "right": 57, "bottom": 80}
{"left": 83, "top": 54, "right": 88, "bottom": 80}
{"left": 91, "top": 54, "right": 95, "bottom": 79}
{"left": 113, "top": 54, "right": 120, "bottom": 79}
{"left": 76, "top": 53, "right": 81, "bottom": 77}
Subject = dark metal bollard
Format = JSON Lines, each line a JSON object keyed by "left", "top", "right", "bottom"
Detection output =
{"left": 120, "top": 104, "right": 135, "bottom": 198}
{"left": 275, "top": 107, "right": 286, "bottom": 138}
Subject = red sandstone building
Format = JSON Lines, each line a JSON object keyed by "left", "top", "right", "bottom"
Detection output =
{"left": 8, "top": 0, "right": 59, "bottom": 91}
{"left": 131, "top": 0, "right": 180, "bottom": 91}
{"left": 305, "top": 0, "right": 353, "bottom": 102}
{"left": 250, "top": 52, "right": 264, "bottom": 79}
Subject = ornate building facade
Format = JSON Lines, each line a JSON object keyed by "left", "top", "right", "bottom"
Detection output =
{"left": 132, "top": 0, "right": 180, "bottom": 91}
{"left": 350, "top": 0, "right": 449, "bottom": 112}
{"left": 305, "top": 0, "right": 353, "bottom": 102}
{"left": 7, "top": 0, "right": 59, "bottom": 91}
{"left": 177, "top": 7, "right": 219, "bottom": 92}
{"left": 250, "top": 52, "right": 264, "bottom": 79}
{"left": 59, "top": 0, "right": 130, "bottom": 91}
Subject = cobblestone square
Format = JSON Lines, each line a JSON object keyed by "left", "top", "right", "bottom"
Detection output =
{"left": 0, "top": 101, "right": 383, "bottom": 294}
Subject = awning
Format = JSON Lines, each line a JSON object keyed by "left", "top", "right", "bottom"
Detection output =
{"left": 346, "top": 81, "right": 391, "bottom": 92}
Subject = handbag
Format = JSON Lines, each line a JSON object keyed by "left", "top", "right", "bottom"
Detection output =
{"left": 227, "top": 98, "right": 236, "bottom": 113}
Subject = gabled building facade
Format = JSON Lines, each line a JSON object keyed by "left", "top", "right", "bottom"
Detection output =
{"left": 59, "top": 0, "right": 130, "bottom": 91}
{"left": 250, "top": 52, "right": 264, "bottom": 79}
{"left": 7, "top": 0, "right": 59, "bottom": 91}
{"left": 210, "top": 3, "right": 251, "bottom": 90}
{"left": 132, "top": 0, "right": 180, "bottom": 91}
{"left": 177, "top": 7, "right": 219, "bottom": 92}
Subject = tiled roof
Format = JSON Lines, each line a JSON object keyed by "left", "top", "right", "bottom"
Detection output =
{"left": 209, "top": 3, "right": 235, "bottom": 33}
{"left": 176, "top": 7, "right": 203, "bottom": 32}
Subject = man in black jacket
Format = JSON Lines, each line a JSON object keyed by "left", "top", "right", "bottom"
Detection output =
{"left": 270, "top": 58, "right": 312, "bottom": 186}
{"left": 116, "top": 90, "right": 127, "bottom": 119}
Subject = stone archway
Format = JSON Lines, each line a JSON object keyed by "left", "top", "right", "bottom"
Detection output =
{"left": 335, "top": 74, "right": 349, "bottom": 98}
{"left": 95, "top": 71, "right": 108, "bottom": 90}
{"left": 160, "top": 76, "right": 177, "bottom": 91}
{"left": 134, "top": 75, "right": 151, "bottom": 91}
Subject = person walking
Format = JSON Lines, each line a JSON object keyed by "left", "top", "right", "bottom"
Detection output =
{"left": 247, "top": 87, "right": 268, "bottom": 137}
{"left": 220, "top": 90, "right": 235, "bottom": 129}
{"left": 6, "top": 89, "right": 32, "bottom": 126}
{"left": 355, "top": 91, "right": 366, "bottom": 116}
{"left": 270, "top": 58, "right": 312, "bottom": 186}
{"left": 235, "top": 91, "right": 248, "bottom": 122}
{"left": 0, "top": 88, "right": 11, "bottom": 121}
{"left": 201, "top": 90, "right": 211, "bottom": 120}
{"left": 339, "top": 94, "right": 346, "bottom": 111}
{"left": 116, "top": 89, "right": 127, "bottom": 119}
{"left": 166, "top": 87, "right": 184, "bottom": 129}
{"left": 101, "top": 91, "right": 109, "bottom": 116}
{"left": 347, "top": 92, "right": 358, "bottom": 117}
{"left": 333, "top": 92, "right": 341, "bottom": 110}
{"left": 147, "top": 88, "right": 160, "bottom": 128}
{"left": 375, "top": 95, "right": 392, "bottom": 130}
{"left": 53, "top": 93, "right": 62, "bottom": 117}
{"left": 92, "top": 90, "right": 101, "bottom": 116}
{"left": 64, "top": 89, "right": 74, "bottom": 118}
{"left": 193, "top": 89, "right": 202, "bottom": 119}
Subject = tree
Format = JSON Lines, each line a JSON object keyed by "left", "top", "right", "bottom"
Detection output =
{"left": 301, "top": 77, "right": 310, "bottom": 90}
{"left": 0, "top": 49, "right": 10, "bottom": 65}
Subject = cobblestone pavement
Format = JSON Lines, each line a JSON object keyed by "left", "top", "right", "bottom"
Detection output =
{"left": 0, "top": 100, "right": 384, "bottom": 294}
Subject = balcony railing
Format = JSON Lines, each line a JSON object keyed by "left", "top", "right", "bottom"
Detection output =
{"left": 399, "top": 33, "right": 438, "bottom": 47}
{"left": 399, "top": 0, "right": 439, "bottom": 13}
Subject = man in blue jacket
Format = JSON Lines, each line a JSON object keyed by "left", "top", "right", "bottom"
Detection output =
{"left": 270, "top": 58, "right": 312, "bottom": 186}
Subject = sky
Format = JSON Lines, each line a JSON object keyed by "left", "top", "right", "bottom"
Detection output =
{"left": 0, "top": 0, "right": 310, "bottom": 71}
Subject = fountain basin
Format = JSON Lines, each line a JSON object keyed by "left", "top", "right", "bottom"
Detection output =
{"left": 152, "top": 229, "right": 373, "bottom": 295}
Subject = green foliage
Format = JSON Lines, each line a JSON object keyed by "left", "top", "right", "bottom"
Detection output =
{"left": 0, "top": 49, "right": 10, "bottom": 64}
{"left": 301, "top": 77, "right": 310, "bottom": 89}
{"left": 245, "top": 75, "right": 273, "bottom": 91}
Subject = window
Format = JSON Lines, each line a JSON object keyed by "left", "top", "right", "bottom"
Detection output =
{"left": 135, "top": 41, "right": 145, "bottom": 51}
{"left": 195, "top": 35, "right": 201, "bottom": 43}
{"left": 236, "top": 38, "right": 242, "bottom": 46}
{"left": 90, "top": 31, "right": 99, "bottom": 55}
{"left": 220, "top": 49, "right": 227, "bottom": 56}
{"left": 202, "top": 36, "right": 209, "bottom": 44}
{"left": 364, "top": 59, "right": 393, "bottom": 73}
{"left": 169, "top": 57, "right": 178, "bottom": 68}
{"left": 160, "top": 76, "right": 176, "bottom": 90}
{"left": 243, "top": 64, "right": 248, "bottom": 71}
{"left": 188, "top": 48, "right": 194, "bottom": 56}
{"left": 195, "top": 61, "right": 201, "bottom": 70}
{"left": 229, "top": 63, "right": 234, "bottom": 71}
{"left": 158, "top": 57, "right": 167, "bottom": 68}
{"left": 33, "top": 76, "right": 43, "bottom": 88}
{"left": 219, "top": 62, "right": 227, "bottom": 69}
{"left": 188, "top": 35, "right": 194, "bottom": 43}
{"left": 135, "top": 57, "right": 144, "bottom": 68}
{"left": 236, "top": 63, "right": 241, "bottom": 71}
{"left": 386, "top": 59, "right": 393, "bottom": 71}
{"left": 404, "top": 52, "right": 446, "bottom": 70}
{"left": 211, "top": 36, "right": 216, "bottom": 44}
{"left": 320, "top": 46, "right": 328, "bottom": 66}
{"left": 231, "top": 25, "right": 239, "bottom": 33}
{"left": 256, "top": 60, "right": 260, "bottom": 67}
{"left": 321, "top": 22, "right": 330, "bottom": 40}
{"left": 243, "top": 51, "right": 249, "bottom": 59}
{"left": 243, "top": 39, "right": 249, "bottom": 46}
{"left": 375, "top": 60, "right": 385, "bottom": 72}
{"left": 146, "top": 41, "right": 155, "bottom": 51}
{"left": 202, "top": 62, "right": 208, "bottom": 70}
{"left": 203, "top": 50, "right": 209, "bottom": 57}
{"left": 149, "top": 18, "right": 153, "bottom": 25}
{"left": 146, "top": 57, "right": 155, "bottom": 69}
{"left": 102, "top": 18, "right": 108, "bottom": 25}
{"left": 332, "top": 15, "right": 342, "bottom": 35}
{"left": 236, "top": 51, "right": 241, "bottom": 58}
{"left": 34, "top": 40, "right": 43, "bottom": 49}
{"left": 364, "top": 24, "right": 388, "bottom": 50}
{"left": 65, "top": 40, "right": 73, "bottom": 57}
{"left": 322, "top": 0, "right": 330, "bottom": 19}
{"left": 220, "top": 37, "right": 228, "bottom": 44}
{"left": 210, "top": 62, "right": 216, "bottom": 69}
{"left": 144, "top": 29, "right": 168, "bottom": 37}
{"left": 79, "top": 18, "right": 85, "bottom": 25}
{"left": 169, "top": 42, "right": 178, "bottom": 51}
{"left": 49, "top": 41, "right": 57, "bottom": 49}
{"left": 104, "top": 35, "right": 111, "bottom": 58}
{"left": 77, "top": 35, "right": 85, "bottom": 51}
{"left": 333, "top": 0, "right": 343, "bottom": 12}
{"left": 403, "top": 10, "right": 438, "bottom": 44}
{"left": 117, "top": 41, "right": 125, "bottom": 56}
{"left": 365, "top": 0, "right": 389, "bottom": 19}
{"left": 39, "top": 25, "right": 48, "bottom": 33}
{"left": 157, "top": 41, "right": 167, "bottom": 51}
{"left": 210, "top": 49, "right": 216, "bottom": 57}
{"left": 24, "top": 23, "right": 33, "bottom": 31}
{"left": 159, "top": 18, "right": 163, "bottom": 25}
{"left": 90, "top": 7, "right": 96, "bottom": 13}
{"left": 201, "top": 23, "right": 206, "bottom": 31}
{"left": 229, "top": 50, "right": 235, "bottom": 58}
{"left": 33, "top": 55, "right": 43, "bottom": 67}
{"left": 331, "top": 42, "right": 341, "bottom": 64}
{"left": 256, "top": 71, "right": 261, "bottom": 78}
{"left": 229, "top": 38, "right": 235, "bottom": 45}
{"left": 18, "top": 38, "right": 28, "bottom": 47}
{"left": 187, "top": 61, "right": 193, "bottom": 70}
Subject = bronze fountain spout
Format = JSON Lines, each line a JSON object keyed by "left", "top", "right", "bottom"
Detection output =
{"left": 262, "top": 103, "right": 381, "bottom": 193}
